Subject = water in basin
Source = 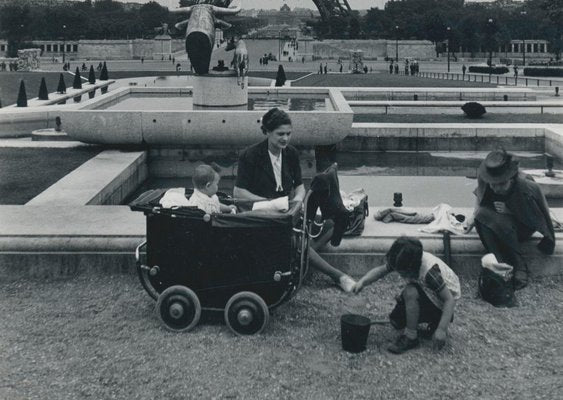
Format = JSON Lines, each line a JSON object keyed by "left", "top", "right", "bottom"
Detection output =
{"left": 126, "top": 151, "right": 563, "bottom": 208}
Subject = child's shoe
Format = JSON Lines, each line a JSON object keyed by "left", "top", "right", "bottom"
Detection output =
{"left": 388, "top": 335, "right": 420, "bottom": 354}
{"left": 338, "top": 275, "right": 356, "bottom": 293}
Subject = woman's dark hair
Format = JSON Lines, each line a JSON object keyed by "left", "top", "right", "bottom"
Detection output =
{"left": 386, "top": 236, "right": 423, "bottom": 275}
{"left": 261, "top": 107, "right": 291, "bottom": 134}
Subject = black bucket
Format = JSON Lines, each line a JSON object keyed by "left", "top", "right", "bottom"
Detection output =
{"left": 341, "top": 314, "right": 371, "bottom": 353}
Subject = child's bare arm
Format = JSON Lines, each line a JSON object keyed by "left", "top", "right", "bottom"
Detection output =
{"left": 352, "top": 264, "right": 389, "bottom": 293}
{"left": 433, "top": 287, "right": 456, "bottom": 350}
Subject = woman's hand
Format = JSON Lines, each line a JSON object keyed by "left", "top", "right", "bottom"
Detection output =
{"left": 433, "top": 328, "right": 447, "bottom": 351}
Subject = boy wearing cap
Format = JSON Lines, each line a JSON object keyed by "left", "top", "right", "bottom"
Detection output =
{"left": 465, "top": 149, "right": 555, "bottom": 289}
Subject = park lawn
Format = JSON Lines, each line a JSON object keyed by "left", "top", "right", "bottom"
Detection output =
{"left": 0, "top": 147, "right": 101, "bottom": 204}
{"left": 293, "top": 72, "right": 495, "bottom": 88}
{"left": 0, "top": 271, "right": 561, "bottom": 399}
{"left": 353, "top": 113, "right": 563, "bottom": 124}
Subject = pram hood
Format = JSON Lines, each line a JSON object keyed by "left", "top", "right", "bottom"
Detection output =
{"left": 129, "top": 188, "right": 300, "bottom": 228}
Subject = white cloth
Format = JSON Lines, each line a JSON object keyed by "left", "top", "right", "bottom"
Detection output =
{"left": 268, "top": 150, "right": 283, "bottom": 192}
{"left": 481, "top": 253, "right": 513, "bottom": 281}
{"left": 252, "top": 196, "right": 289, "bottom": 212}
{"left": 159, "top": 187, "right": 190, "bottom": 209}
{"left": 340, "top": 188, "right": 366, "bottom": 211}
{"left": 419, "top": 203, "right": 465, "bottom": 235}
{"left": 187, "top": 188, "right": 221, "bottom": 214}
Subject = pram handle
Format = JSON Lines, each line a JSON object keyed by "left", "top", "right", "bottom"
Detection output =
{"left": 135, "top": 240, "right": 147, "bottom": 262}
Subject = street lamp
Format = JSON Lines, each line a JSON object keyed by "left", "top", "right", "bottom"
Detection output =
{"left": 395, "top": 25, "right": 399, "bottom": 62}
{"left": 62, "top": 24, "right": 66, "bottom": 63}
{"left": 487, "top": 18, "right": 494, "bottom": 68}
{"left": 520, "top": 11, "right": 527, "bottom": 66}
{"left": 446, "top": 26, "right": 451, "bottom": 73}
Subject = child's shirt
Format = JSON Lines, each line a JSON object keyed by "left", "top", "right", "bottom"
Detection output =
{"left": 388, "top": 251, "right": 461, "bottom": 309}
{"left": 187, "top": 188, "right": 221, "bottom": 214}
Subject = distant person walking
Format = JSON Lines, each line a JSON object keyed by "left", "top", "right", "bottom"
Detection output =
{"left": 394, "top": 63, "right": 399, "bottom": 74}
{"left": 339, "top": 64, "right": 343, "bottom": 73}
{"left": 462, "top": 64, "right": 467, "bottom": 79}
{"left": 319, "top": 62, "right": 323, "bottom": 74}
{"left": 389, "top": 61, "right": 394, "bottom": 74}
{"left": 324, "top": 63, "right": 328, "bottom": 74}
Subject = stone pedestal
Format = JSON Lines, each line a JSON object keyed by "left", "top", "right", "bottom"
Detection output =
{"left": 192, "top": 71, "right": 248, "bottom": 109}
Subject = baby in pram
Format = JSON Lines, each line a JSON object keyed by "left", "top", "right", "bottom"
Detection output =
{"left": 160, "top": 164, "right": 236, "bottom": 214}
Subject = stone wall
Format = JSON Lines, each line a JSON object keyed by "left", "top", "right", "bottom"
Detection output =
{"left": 77, "top": 39, "right": 185, "bottom": 60}
{"left": 312, "top": 40, "right": 435, "bottom": 60}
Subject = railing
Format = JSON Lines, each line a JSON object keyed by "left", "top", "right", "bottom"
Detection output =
{"left": 418, "top": 71, "right": 562, "bottom": 90}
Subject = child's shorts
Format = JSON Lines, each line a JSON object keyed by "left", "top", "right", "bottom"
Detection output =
{"left": 389, "top": 283, "right": 452, "bottom": 330}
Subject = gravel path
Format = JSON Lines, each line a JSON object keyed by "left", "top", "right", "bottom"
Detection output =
{"left": 1, "top": 273, "right": 562, "bottom": 399}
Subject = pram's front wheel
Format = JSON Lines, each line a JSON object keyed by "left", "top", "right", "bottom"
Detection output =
{"left": 156, "top": 285, "right": 201, "bottom": 332}
{"left": 224, "top": 292, "right": 269, "bottom": 336}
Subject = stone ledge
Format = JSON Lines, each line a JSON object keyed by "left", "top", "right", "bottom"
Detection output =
{"left": 26, "top": 150, "right": 147, "bottom": 206}
{"left": 0, "top": 205, "right": 561, "bottom": 281}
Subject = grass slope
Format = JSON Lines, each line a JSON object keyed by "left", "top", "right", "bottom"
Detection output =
{"left": 0, "top": 147, "right": 101, "bottom": 204}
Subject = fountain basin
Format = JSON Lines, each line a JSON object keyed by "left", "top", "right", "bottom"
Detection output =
{"left": 58, "top": 86, "right": 353, "bottom": 146}
{"left": 523, "top": 169, "right": 563, "bottom": 198}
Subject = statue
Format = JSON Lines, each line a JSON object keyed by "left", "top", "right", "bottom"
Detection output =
{"left": 172, "top": 0, "right": 243, "bottom": 75}
{"left": 17, "top": 49, "right": 41, "bottom": 71}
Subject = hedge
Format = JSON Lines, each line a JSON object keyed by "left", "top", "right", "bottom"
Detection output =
{"left": 462, "top": 102, "right": 486, "bottom": 119}
{"left": 523, "top": 67, "right": 563, "bottom": 77}
{"left": 468, "top": 66, "right": 509, "bottom": 74}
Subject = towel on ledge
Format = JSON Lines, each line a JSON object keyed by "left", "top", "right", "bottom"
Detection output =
{"left": 374, "top": 207, "right": 434, "bottom": 224}
{"left": 419, "top": 203, "right": 466, "bottom": 234}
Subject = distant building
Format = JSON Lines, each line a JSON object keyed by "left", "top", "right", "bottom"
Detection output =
{"left": 257, "top": 5, "right": 315, "bottom": 27}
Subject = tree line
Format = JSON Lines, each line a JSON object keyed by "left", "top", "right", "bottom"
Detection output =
{"left": 310, "top": 0, "right": 561, "bottom": 59}
{"left": 1, "top": 0, "right": 561, "bottom": 60}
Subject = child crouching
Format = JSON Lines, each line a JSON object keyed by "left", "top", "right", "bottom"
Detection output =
{"left": 353, "top": 236, "right": 461, "bottom": 354}
{"left": 187, "top": 164, "right": 236, "bottom": 214}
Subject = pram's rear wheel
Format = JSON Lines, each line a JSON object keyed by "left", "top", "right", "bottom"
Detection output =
{"left": 156, "top": 285, "right": 201, "bottom": 332}
{"left": 224, "top": 292, "right": 269, "bottom": 336}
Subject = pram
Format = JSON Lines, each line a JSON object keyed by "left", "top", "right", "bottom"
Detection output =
{"left": 130, "top": 164, "right": 350, "bottom": 335}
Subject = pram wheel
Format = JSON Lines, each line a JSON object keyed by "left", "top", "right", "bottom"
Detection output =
{"left": 156, "top": 285, "right": 201, "bottom": 332}
{"left": 224, "top": 292, "right": 269, "bottom": 336}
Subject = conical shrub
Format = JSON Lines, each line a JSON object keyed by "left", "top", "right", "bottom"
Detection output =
{"left": 88, "top": 65, "right": 96, "bottom": 84}
{"left": 57, "top": 73, "right": 66, "bottom": 94}
{"left": 275, "top": 64, "right": 286, "bottom": 87}
{"left": 73, "top": 67, "right": 82, "bottom": 89}
{"left": 100, "top": 62, "right": 108, "bottom": 81}
{"left": 17, "top": 80, "right": 28, "bottom": 107}
{"left": 38, "top": 77, "right": 49, "bottom": 100}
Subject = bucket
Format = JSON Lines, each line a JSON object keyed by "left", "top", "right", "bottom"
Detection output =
{"left": 341, "top": 314, "right": 371, "bottom": 353}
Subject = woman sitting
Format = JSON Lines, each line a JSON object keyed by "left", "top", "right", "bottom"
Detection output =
{"left": 465, "top": 149, "right": 555, "bottom": 289}
{"left": 234, "top": 108, "right": 356, "bottom": 292}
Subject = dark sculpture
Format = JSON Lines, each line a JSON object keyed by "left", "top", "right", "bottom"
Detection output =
{"left": 172, "top": 0, "right": 245, "bottom": 76}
